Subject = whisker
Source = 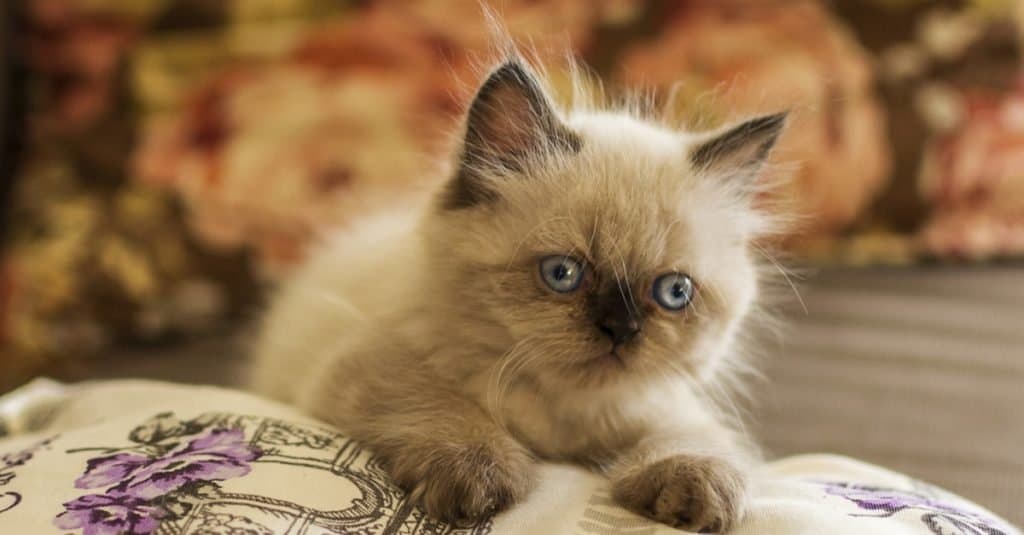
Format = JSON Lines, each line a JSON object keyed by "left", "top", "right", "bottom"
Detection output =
{"left": 486, "top": 337, "right": 535, "bottom": 424}
{"left": 504, "top": 215, "right": 573, "bottom": 273}
{"left": 307, "top": 289, "right": 369, "bottom": 321}
{"left": 752, "top": 242, "right": 806, "bottom": 315}
{"left": 616, "top": 253, "right": 639, "bottom": 315}
{"left": 651, "top": 218, "right": 684, "bottom": 265}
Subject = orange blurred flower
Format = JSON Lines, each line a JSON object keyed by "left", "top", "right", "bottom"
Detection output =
{"left": 919, "top": 80, "right": 1024, "bottom": 260}
{"left": 133, "top": 1, "right": 642, "bottom": 275}
{"left": 618, "top": 0, "right": 891, "bottom": 239}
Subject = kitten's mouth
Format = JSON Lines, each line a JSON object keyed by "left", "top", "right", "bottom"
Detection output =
{"left": 591, "top": 349, "right": 626, "bottom": 369}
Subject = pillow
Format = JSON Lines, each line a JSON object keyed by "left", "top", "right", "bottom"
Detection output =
{"left": 0, "top": 378, "right": 1018, "bottom": 535}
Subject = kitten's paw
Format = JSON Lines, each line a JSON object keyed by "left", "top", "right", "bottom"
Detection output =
{"left": 388, "top": 440, "right": 535, "bottom": 525}
{"left": 613, "top": 455, "right": 747, "bottom": 533}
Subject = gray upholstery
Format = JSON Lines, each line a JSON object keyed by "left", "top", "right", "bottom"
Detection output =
{"left": 752, "top": 266, "right": 1024, "bottom": 526}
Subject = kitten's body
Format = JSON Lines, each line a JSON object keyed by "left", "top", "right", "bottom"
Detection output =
{"left": 251, "top": 59, "right": 785, "bottom": 532}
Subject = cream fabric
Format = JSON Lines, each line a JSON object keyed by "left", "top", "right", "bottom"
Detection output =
{"left": 0, "top": 378, "right": 1018, "bottom": 535}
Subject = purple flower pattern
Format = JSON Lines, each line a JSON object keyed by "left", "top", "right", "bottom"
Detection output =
{"left": 822, "top": 481, "right": 1017, "bottom": 535}
{"left": 54, "top": 492, "right": 167, "bottom": 535}
{"left": 76, "top": 429, "right": 258, "bottom": 499}
{"left": 55, "top": 416, "right": 261, "bottom": 535}
{"left": 76, "top": 453, "right": 149, "bottom": 490}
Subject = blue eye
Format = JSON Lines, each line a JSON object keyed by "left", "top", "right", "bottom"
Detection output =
{"left": 539, "top": 255, "right": 585, "bottom": 293}
{"left": 652, "top": 272, "right": 695, "bottom": 311}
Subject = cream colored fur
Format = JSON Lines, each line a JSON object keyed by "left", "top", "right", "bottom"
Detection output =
{"left": 249, "top": 57, "right": 786, "bottom": 531}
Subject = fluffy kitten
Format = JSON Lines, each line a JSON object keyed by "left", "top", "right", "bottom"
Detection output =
{"left": 250, "top": 57, "right": 786, "bottom": 532}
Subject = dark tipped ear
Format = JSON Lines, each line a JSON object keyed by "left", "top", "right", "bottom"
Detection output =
{"left": 445, "top": 61, "right": 580, "bottom": 209}
{"left": 690, "top": 112, "right": 788, "bottom": 181}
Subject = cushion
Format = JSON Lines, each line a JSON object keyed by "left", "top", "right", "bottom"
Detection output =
{"left": 0, "top": 378, "right": 1018, "bottom": 535}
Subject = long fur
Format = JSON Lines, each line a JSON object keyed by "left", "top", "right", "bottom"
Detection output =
{"left": 248, "top": 47, "right": 790, "bottom": 531}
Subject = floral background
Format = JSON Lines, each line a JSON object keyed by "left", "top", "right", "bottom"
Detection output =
{"left": 1, "top": 0, "right": 1022, "bottom": 388}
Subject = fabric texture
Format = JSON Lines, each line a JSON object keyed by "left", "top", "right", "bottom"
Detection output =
{"left": 0, "top": 378, "right": 1018, "bottom": 535}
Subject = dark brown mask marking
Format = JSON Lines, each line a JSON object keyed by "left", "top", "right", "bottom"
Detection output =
{"left": 592, "top": 282, "right": 642, "bottom": 347}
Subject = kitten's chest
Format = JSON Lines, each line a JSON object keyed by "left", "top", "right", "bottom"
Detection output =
{"left": 499, "top": 384, "right": 645, "bottom": 465}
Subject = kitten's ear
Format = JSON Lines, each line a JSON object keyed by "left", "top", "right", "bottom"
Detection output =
{"left": 689, "top": 112, "right": 788, "bottom": 182}
{"left": 445, "top": 60, "right": 580, "bottom": 209}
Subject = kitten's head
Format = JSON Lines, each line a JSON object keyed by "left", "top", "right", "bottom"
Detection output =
{"left": 425, "top": 59, "right": 786, "bottom": 390}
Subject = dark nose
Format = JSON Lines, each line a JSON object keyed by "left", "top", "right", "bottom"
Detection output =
{"left": 597, "top": 315, "right": 641, "bottom": 346}
{"left": 593, "top": 281, "right": 643, "bottom": 346}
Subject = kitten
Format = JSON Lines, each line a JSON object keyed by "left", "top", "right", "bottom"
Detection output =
{"left": 250, "top": 56, "right": 786, "bottom": 532}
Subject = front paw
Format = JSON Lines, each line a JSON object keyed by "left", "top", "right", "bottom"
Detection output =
{"left": 612, "top": 455, "right": 747, "bottom": 533}
{"left": 386, "top": 440, "right": 535, "bottom": 525}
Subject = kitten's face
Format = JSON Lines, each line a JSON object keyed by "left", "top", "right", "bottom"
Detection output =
{"left": 429, "top": 61, "right": 784, "bottom": 389}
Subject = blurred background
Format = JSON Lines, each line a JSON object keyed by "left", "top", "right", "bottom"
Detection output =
{"left": 0, "top": 0, "right": 1022, "bottom": 525}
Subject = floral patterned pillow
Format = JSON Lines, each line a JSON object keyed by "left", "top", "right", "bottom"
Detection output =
{"left": 0, "top": 379, "right": 1018, "bottom": 535}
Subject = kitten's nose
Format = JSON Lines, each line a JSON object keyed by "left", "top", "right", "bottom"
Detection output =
{"left": 594, "top": 283, "right": 642, "bottom": 346}
{"left": 597, "top": 316, "right": 641, "bottom": 346}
